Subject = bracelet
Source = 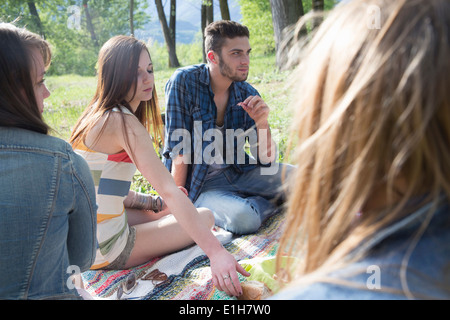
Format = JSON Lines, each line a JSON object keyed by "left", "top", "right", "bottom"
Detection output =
{"left": 130, "top": 192, "right": 150, "bottom": 210}
{"left": 151, "top": 196, "right": 164, "bottom": 212}
{"left": 131, "top": 193, "right": 163, "bottom": 212}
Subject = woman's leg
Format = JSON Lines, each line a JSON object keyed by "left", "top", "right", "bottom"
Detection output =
{"left": 126, "top": 207, "right": 171, "bottom": 226}
{"left": 123, "top": 207, "right": 214, "bottom": 269}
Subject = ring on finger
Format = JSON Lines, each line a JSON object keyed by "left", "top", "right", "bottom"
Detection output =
{"left": 222, "top": 274, "right": 230, "bottom": 280}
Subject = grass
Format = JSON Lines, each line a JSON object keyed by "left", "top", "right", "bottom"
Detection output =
{"left": 43, "top": 54, "right": 294, "bottom": 192}
{"left": 44, "top": 75, "right": 97, "bottom": 141}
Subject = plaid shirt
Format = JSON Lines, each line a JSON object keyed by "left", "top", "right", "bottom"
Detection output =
{"left": 163, "top": 64, "right": 264, "bottom": 202}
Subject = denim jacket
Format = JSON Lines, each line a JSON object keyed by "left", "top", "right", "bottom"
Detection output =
{"left": 0, "top": 127, "right": 97, "bottom": 299}
{"left": 272, "top": 199, "right": 450, "bottom": 300}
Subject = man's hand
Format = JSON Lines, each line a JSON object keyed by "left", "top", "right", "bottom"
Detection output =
{"left": 239, "top": 95, "right": 276, "bottom": 163}
{"left": 238, "top": 95, "right": 270, "bottom": 126}
{"left": 178, "top": 186, "right": 188, "bottom": 196}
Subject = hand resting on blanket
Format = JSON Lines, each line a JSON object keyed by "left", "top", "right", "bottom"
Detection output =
{"left": 209, "top": 248, "right": 251, "bottom": 296}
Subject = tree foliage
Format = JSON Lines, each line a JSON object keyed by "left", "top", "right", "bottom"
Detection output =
{"left": 0, "top": 0, "right": 150, "bottom": 76}
{"left": 155, "top": 0, "right": 179, "bottom": 68}
{"left": 239, "top": 0, "right": 337, "bottom": 57}
{"left": 1, "top": 0, "right": 339, "bottom": 75}
{"left": 238, "top": 0, "right": 275, "bottom": 56}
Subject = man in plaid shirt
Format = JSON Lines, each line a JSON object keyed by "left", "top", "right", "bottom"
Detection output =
{"left": 163, "top": 20, "right": 291, "bottom": 235}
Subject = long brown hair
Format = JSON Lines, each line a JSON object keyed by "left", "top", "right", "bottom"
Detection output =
{"left": 69, "top": 35, "right": 163, "bottom": 151}
{"left": 278, "top": 0, "right": 450, "bottom": 297}
{"left": 0, "top": 23, "right": 51, "bottom": 134}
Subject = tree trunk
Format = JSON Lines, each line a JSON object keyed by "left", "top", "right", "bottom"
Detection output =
{"left": 313, "top": 0, "right": 324, "bottom": 11}
{"left": 219, "top": 0, "right": 230, "bottom": 20}
{"left": 312, "top": 0, "right": 325, "bottom": 29}
{"left": 206, "top": 0, "right": 213, "bottom": 25}
{"left": 27, "top": 1, "right": 45, "bottom": 39}
{"left": 201, "top": 4, "right": 206, "bottom": 63}
{"left": 155, "top": 0, "right": 180, "bottom": 68}
{"left": 83, "top": 0, "right": 99, "bottom": 47}
{"left": 169, "top": 0, "right": 176, "bottom": 52}
{"left": 269, "top": 0, "right": 304, "bottom": 68}
{"left": 201, "top": 0, "right": 214, "bottom": 63}
{"left": 130, "top": 0, "right": 134, "bottom": 36}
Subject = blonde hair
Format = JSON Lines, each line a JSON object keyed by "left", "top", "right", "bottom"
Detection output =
{"left": 277, "top": 0, "right": 450, "bottom": 298}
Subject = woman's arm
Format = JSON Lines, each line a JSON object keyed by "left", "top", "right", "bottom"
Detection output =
{"left": 108, "top": 111, "right": 249, "bottom": 296}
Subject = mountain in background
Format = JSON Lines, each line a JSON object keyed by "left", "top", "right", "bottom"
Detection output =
{"left": 135, "top": 0, "right": 242, "bottom": 44}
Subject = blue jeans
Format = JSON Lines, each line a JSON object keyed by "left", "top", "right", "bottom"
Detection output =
{"left": 194, "top": 163, "right": 292, "bottom": 234}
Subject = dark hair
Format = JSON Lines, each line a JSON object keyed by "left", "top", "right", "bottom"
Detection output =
{"left": 204, "top": 20, "right": 250, "bottom": 55}
{"left": 0, "top": 23, "right": 51, "bottom": 134}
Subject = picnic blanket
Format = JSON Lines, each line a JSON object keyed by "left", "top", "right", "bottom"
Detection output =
{"left": 79, "top": 212, "right": 285, "bottom": 300}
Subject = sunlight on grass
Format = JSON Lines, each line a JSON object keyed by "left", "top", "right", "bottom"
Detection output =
{"left": 43, "top": 74, "right": 97, "bottom": 141}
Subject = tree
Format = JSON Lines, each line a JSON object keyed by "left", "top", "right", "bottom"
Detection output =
{"left": 155, "top": 0, "right": 180, "bottom": 68}
{"left": 130, "top": 0, "right": 134, "bottom": 35}
{"left": 239, "top": 0, "right": 336, "bottom": 67}
{"left": 269, "top": 0, "right": 304, "bottom": 68}
{"left": 312, "top": 0, "right": 325, "bottom": 29}
{"left": 83, "top": 0, "right": 99, "bottom": 47}
{"left": 201, "top": 0, "right": 213, "bottom": 62}
{"left": 0, "top": 0, "right": 150, "bottom": 75}
{"left": 313, "top": 0, "right": 324, "bottom": 11}
{"left": 1, "top": 0, "right": 46, "bottom": 38}
{"left": 169, "top": 0, "right": 176, "bottom": 44}
{"left": 27, "top": 1, "right": 45, "bottom": 38}
{"left": 239, "top": 0, "right": 275, "bottom": 55}
{"left": 219, "top": 0, "right": 230, "bottom": 20}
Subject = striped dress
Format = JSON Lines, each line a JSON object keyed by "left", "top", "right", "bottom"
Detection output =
{"left": 74, "top": 107, "right": 137, "bottom": 269}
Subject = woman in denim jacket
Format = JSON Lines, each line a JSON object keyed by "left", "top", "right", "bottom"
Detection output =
{"left": 0, "top": 24, "right": 97, "bottom": 300}
{"left": 271, "top": 0, "right": 449, "bottom": 299}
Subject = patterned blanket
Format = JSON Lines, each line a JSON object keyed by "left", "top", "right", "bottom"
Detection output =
{"left": 80, "top": 213, "right": 285, "bottom": 300}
